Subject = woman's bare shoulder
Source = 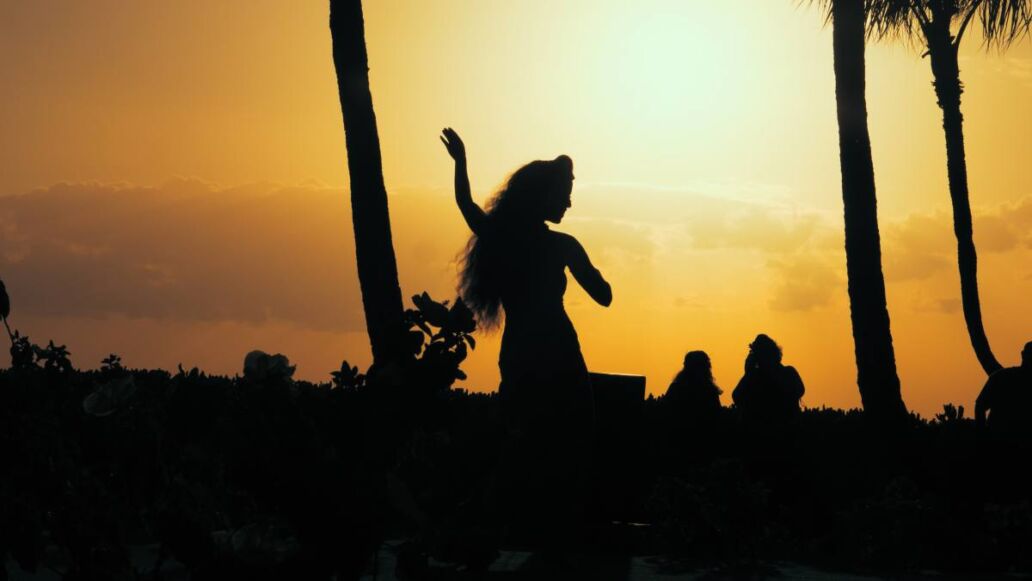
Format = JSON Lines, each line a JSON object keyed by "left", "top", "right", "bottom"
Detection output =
{"left": 548, "top": 229, "right": 581, "bottom": 249}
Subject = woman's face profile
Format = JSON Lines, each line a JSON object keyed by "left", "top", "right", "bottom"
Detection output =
{"left": 543, "top": 166, "right": 574, "bottom": 224}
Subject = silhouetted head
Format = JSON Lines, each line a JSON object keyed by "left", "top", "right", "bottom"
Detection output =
{"left": 749, "top": 334, "right": 783, "bottom": 368}
{"left": 486, "top": 155, "right": 574, "bottom": 226}
{"left": 669, "top": 349, "right": 722, "bottom": 399}
{"left": 459, "top": 155, "right": 575, "bottom": 328}
{"left": 682, "top": 350, "right": 713, "bottom": 380}
{"left": 1022, "top": 341, "right": 1032, "bottom": 368}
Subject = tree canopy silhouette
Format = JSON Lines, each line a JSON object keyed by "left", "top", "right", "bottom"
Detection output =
{"left": 866, "top": 0, "right": 1032, "bottom": 375}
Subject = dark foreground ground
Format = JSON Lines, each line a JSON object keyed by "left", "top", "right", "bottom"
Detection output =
{"left": 3, "top": 359, "right": 1031, "bottom": 580}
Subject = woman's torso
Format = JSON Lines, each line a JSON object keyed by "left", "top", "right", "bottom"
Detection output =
{"left": 494, "top": 229, "right": 585, "bottom": 381}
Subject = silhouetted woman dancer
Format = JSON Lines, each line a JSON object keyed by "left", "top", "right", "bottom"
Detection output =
{"left": 441, "top": 128, "right": 611, "bottom": 426}
{"left": 441, "top": 127, "right": 611, "bottom": 545}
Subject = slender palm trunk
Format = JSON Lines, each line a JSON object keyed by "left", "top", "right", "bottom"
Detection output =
{"left": 330, "top": 0, "right": 406, "bottom": 365}
{"left": 831, "top": 0, "right": 908, "bottom": 421}
{"left": 926, "top": 28, "right": 1003, "bottom": 375}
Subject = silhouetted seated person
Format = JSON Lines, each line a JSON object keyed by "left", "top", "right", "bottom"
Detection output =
{"left": 665, "top": 350, "right": 722, "bottom": 421}
{"left": 975, "top": 341, "right": 1032, "bottom": 439}
{"left": 732, "top": 334, "right": 804, "bottom": 424}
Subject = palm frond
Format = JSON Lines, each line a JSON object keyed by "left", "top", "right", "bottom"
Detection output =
{"left": 977, "top": 0, "right": 1032, "bottom": 49}
{"left": 804, "top": 0, "right": 919, "bottom": 39}
{"left": 801, "top": 0, "right": 836, "bottom": 26}
{"left": 864, "top": 0, "right": 1031, "bottom": 50}
{"left": 867, "top": 0, "right": 925, "bottom": 45}
{"left": 807, "top": 0, "right": 1031, "bottom": 51}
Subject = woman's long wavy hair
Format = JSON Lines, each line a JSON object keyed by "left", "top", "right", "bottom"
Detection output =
{"left": 459, "top": 155, "right": 572, "bottom": 330}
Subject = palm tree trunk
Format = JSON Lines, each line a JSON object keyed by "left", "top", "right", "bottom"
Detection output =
{"left": 926, "top": 32, "right": 1003, "bottom": 375}
{"left": 831, "top": 0, "right": 908, "bottom": 421}
{"left": 329, "top": 0, "right": 406, "bottom": 365}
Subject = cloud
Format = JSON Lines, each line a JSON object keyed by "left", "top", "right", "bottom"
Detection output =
{"left": 767, "top": 255, "right": 843, "bottom": 312}
{"left": 0, "top": 179, "right": 372, "bottom": 331}
{"left": 973, "top": 214, "right": 1021, "bottom": 252}
{"left": 910, "top": 295, "right": 962, "bottom": 315}
{"left": 3, "top": 178, "right": 1028, "bottom": 334}
{"left": 882, "top": 212, "right": 954, "bottom": 281}
{"left": 936, "top": 298, "right": 961, "bottom": 314}
{"left": 881, "top": 196, "right": 1032, "bottom": 282}
{"left": 677, "top": 197, "right": 842, "bottom": 311}
{"left": 686, "top": 208, "right": 826, "bottom": 254}
{"left": 565, "top": 217, "right": 656, "bottom": 266}
{"left": 1001, "top": 57, "right": 1032, "bottom": 88}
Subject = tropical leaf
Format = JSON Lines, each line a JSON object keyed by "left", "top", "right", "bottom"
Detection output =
{"left": 866, "top": 0, "right": 1032, "bottom": 50}
{"left": 405, "top": 329, "right": 425, "bottom": 356}
{"left": 412, "top": 292, "right": 449, "bottom": 328}
{"left": 101, "top": 353, "right": 123, "bottom": 371}
{"left": 448, "top": 298, "right": 476, "bottom": 334}
{"left": 331, "top": 360, "right": 366, "bottom": 389}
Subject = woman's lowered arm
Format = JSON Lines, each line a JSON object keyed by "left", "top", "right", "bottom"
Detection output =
{"left": 563, "top": 234, "right": 612, "bottom": 307}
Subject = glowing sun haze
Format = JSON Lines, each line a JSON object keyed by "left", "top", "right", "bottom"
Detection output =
{"left": 1, "top": 0, "right": 1031, "bottom": 416}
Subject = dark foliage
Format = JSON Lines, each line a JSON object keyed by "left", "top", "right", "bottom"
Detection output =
{"left": 2, "top": 295, "right": 1031, "bottom": 578}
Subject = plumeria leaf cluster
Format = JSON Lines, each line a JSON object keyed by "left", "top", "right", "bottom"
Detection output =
{"left": 404, "top": 292, "right": 477, "bottom": 390}
{"left": 330, "top": 292, "right": 478, "bottom": 393}
{"left": 331, "top": 360, "right": 365, "bottom": 390}
{"left": 8, "top": 332, "right": 74, "bottom": 373}
{"left": 3, "top": 278, "right": 73, "bottom": 373}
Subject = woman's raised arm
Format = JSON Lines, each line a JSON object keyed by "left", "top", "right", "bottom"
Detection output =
{"left": 440, "top": 128, "right": 487, "bottom": 235}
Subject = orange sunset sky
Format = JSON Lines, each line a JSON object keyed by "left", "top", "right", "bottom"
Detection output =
{"left": 1, "top": 0, "right": 1030, "bottom": 416}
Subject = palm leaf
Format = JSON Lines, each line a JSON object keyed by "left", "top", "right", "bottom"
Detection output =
{"left": 867, "top": 0, "right": 922, "bottom": 45}
{"left": 864, "top": 0, "right": 1032, "bottom": 50}
{"left": 977, "top": 0, "right": 1032, "bottom": 49}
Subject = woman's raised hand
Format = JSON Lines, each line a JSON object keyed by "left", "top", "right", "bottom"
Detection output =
{"left": 440, "top": 127, "right": 466, "bottom": 163}
{"left": 442, "top": 127, "right": 483, "bottom": 233}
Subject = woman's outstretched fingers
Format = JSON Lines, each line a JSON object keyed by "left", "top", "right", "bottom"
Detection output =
{"left": 440, "top": 128, "right": 465, "bottom": 161}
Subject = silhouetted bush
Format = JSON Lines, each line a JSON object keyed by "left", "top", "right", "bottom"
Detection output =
{"left": 2, "top": 292, "right": 1031, "bottom": 577}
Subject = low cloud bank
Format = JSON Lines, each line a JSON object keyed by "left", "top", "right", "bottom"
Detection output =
{"left": 1, "top": 179, "right": 366, "bottom": 331}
